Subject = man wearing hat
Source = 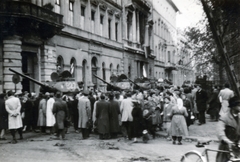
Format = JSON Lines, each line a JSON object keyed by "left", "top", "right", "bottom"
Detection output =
{"left": 78, "top": 89, "right": 91, "bottom": 139}
{"left": 53, "top": 92, "right": 68, "bottom": 140}
{"left": 216, "top": 96, "right": 240, "bottom": 161}
{"left": 5, "top": 90, "right": 23, "bottom": 144}
{"left": 196, "top": 84, "right": 208, "bottom": 125}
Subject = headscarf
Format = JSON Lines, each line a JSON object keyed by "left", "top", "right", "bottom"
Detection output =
{"left": 177, "top": 98, "right": 184, "bottom": 110}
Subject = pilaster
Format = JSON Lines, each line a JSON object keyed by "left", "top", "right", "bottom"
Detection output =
{"left": 3, "top": 36, "right": 22, "bottom": 93}
{"left": 41, "top": 44, "right": 57, "bottom": 82}
{"left": 132, "top": 10, "right": 137, "bottom": 42}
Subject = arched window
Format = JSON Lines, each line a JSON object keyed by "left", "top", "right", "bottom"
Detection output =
{"left": 128, "top": 65, "right": 131, "bottom": 78}
{"left": 70, "top": 57, "right": 76, "bottom": 77}
{"left": 92, "top": 57, "right": 98, "bottom": 85}
{"left": 116, "top": 64, "right": 119, "bottom": 75}
{"left": 110, "top": 63, "right": 113, "bottom": 75}
{"left": 57, "top": 56, "right": 64, "bottom": 73}
{"left": 82, "top": 59, "right": 87, "bottom": 86}
{"left": 102, "top": 62, "right": 106, "bottom": 80}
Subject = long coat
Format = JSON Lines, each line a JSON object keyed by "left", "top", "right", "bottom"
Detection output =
{"left": 0, "top": 98, "right": 8, "bottom": 129}
{"left": 53, "top": 98, "right": 68, "bottom": 129}
{"left": 108, "top": 100, "right": 120, "bottom": 133}
{"left": 132, "top": 102, "right": 143, "bottom": 138}
{"left": 78, "top": 96, "right": 91, "bottom": 129}
{"left": 37, "top": 98, "right": 47, "bottom": 126}
{"left": 120, "top": 97, "right": 133, "bottom": 122}
{"left": 196, "top": 89, "right": 208, "bottom": 112}
{"left": 5, "top": 96, "right": 23, "bottom": 129}
{"left": 216, "top": 112, "right": 240, "bottom": 161}
{"left": 169, "top": 99, "right": 188, "bottom": 137}
{"left": 46, "top": 97, "right": 56, "bottom": 127}
{"left": 22, "top": 99, "right": 34, "bottom": 126}
{"left": 96, "top": 100, "right": 110, "bottom": 134}
{"left": 207, "top": 89, "right": 221, "bottom": 116}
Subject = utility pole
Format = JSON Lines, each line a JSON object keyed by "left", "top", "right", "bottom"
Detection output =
{"left": 200, "top": 0, "right": 240, "bottom": 97}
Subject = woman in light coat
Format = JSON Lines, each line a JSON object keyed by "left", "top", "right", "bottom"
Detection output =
{"left": 37, "top": 94, "right": 47, "bottom": 133}
{"left": 5, "top": 90, "right": 23, "bottom": 143}
{"left": 46, "top": 93, "right": 55, "bottom": 134}
{"left": 169, "top": 97, "right": 188, "bottom": 145}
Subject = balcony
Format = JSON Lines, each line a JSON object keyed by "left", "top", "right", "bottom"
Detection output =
{"left": 0, "top": 1, "right": 64, "bottom": 39}
{"left": 165, "top": 61, "right": 177, "bottom": 71}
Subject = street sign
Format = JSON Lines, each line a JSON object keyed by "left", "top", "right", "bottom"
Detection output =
{"left": 12, "top": 74, "right": 20, "bottom": 84}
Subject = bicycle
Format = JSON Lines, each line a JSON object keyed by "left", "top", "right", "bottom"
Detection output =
{"left": 180, "top": 140, "right": 240, "bottom": 162}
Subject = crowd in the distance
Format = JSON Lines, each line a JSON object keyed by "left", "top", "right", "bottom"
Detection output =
{"left": 0, "top": 82, "right": 235, "bottom": 145}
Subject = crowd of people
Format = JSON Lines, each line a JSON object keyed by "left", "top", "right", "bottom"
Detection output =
{"left": 0, "top": 82, "right": 237, "bottom": 148}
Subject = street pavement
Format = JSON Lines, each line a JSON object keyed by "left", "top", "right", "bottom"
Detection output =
{"left": 0, "top": 114, "right": 219, "bottom": 162}
{"left": 156, "top": 113, "right": 219, "bottom": 142}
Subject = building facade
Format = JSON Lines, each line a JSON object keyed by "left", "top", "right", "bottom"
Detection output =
{"left": 176, "top": 30, "right": 195, "bottom": 86}
{"left": 151, "top": 0, "right": 179, "bottom": 85}
{"left": 0, "top": 0, "right": 155, "bottom": 93}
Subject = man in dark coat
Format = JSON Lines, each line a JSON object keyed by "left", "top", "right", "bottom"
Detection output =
{"left": 207, "top": 86, "right": 221, "bottom": 121}
{"left": 96, "top": 94, "right": 110, "bottom": 139}
{"left": 52, "top": 92, "right": 68, "bottom": 140}
{"left": 108, "top": 93, "right": 120, "bottom": 138}
{"left": 88, "top": 91, "right": 96, "bottom": 132}
{"left": 70, "top": 94, "right": 79, "bottom": 133}
{"left": 0, "top": 93, "right": 8, "bottom": 140}
{"left": 216, "top": 96, "right": 240, "bottom": 162}
{"left": 196, "top": 84, "right": 208, "bottom": 125}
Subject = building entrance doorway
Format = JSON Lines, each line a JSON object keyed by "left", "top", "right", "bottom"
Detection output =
{"left": 21, "top": 52, "right": 37, "bottom": 93}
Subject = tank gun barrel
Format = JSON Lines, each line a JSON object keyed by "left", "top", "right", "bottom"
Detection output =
{"left": 9, "top": 68, "right": 47, "bottom": 87}
{"left": 128, "top": 78, "right": 141, "bottom": 89}
{"left": 93, "top": 74, "right": 123, "bottom": 91}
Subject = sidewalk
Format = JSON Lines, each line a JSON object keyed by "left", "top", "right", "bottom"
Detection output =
{"left": 156, "top": 114, "right": 219, "bottom": 142}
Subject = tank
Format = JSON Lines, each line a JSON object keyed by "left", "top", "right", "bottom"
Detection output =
{"left": 129, "top": 77, "right": 156, "bottom": 90}
{"left": 93, "top": 74, "right": 132, "bottom": 92}
{"left": 9, "top": 68, "right": 80, "bottom": 94}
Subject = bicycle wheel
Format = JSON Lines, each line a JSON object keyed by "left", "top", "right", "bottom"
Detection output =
{"left": 181, "top": 151, "right": 205, "bottom": 162}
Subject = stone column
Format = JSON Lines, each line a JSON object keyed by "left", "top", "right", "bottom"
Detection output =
{"left": 3, "top": 36, "right": 22, "bottom": 93}
{"left": 41, "top": 45, "right": 57, "bottom": 82}
{"left": 136, "top": 10, "right": 140, "bottom": 43}
{"left": 145, "top": 23, "right": 149, "bottom": 46}
{"left": 132, "top": 10, "right": 136, "bottom": 42}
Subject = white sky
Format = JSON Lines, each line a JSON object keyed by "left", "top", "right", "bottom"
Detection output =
{"left": 172, "top": 0, "right": 204, "bottom": 30}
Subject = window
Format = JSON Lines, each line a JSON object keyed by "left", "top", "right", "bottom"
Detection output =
{"left": 69, "top": 0, "right": 74, "bottom": 26}
{"left": 102, "top": 62, "right": 106, "bottom": 80}
{"left": 127, "top": 12, "right": 133, "bottom": 40}
{"left": 91, "top": 11, "right": 95, "bottom": 33}
{"left": 168, "top": 51, "right": 171, "bottom": 62}
{"left": 108, "top": 19, "right": 111, "bottom": 39}
{"left": 100, "top": 15, "right": 104, "bottom": 36}
{"left": 115, "top": 22, "right": 118, "bottom": 41}
{"left": 57, "top": 56, "right": 64, "bottom": 73}
{"left": 110, "top": 63, "right": 113, "bottom": 75}
{"left": 80, "top": 6, "right": 85, "bottom": 29}
{"left": 100, "top": 15, "right": 104, "bottom": 24}
{"left": 56, "top": 0, "right": 60, "bottom": 5}
{"left": 55, "top": 0, "right": 60, "bottom": 14}
{"left": 116, "top": 64, "right": 119, "bottom": 75}
{"left": 81, "top": 6, "right": 85, "bottom": 16}
{"left": 69, "top": 1, "right": 73, "bottom": 11}
{"left": 91, "top": 11, "right": 95, "bottom": 21}
{"left": 128, "top": 65, "right": 131, "bottom": 78}
{"left": 70, "top": 58, "right": 76, "bottom": 77}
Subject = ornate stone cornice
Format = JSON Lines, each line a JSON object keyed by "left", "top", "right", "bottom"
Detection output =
{"left": 90, "top": 0, "right": 99, "bottom": 7}
{"left": 99, "top": 2, "right": 107, "bottom": 11}
{"left": 107, "top": 8, "right": 114, "bottom": 15}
